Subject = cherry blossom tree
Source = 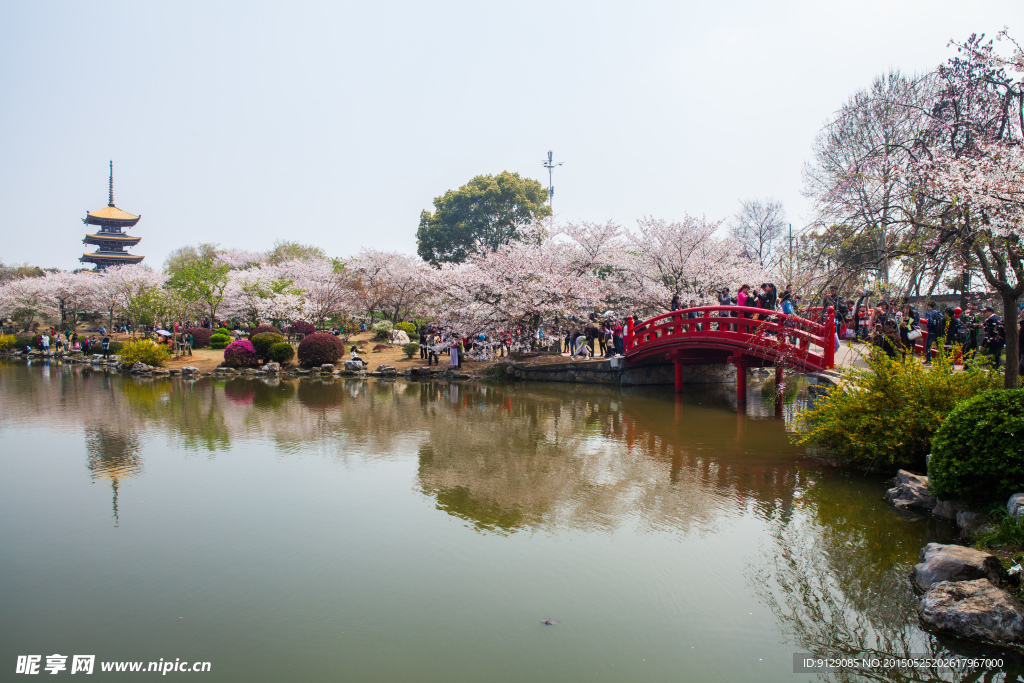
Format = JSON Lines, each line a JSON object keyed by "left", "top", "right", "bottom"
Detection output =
{"left": 616, "top": 216, "right": 765, "bottom": 315}
{"left": 0, "top": 274, "right": 53, "bottom": 331}
{"left": 281, "top": 257, "right": 352, "bottom": 330}
{"left": 426, "top": 236, "right": 604, "bottom": 348}
{"left": 349, "top": 250, "right": 430, "bottom": 323}
{"left": 102, "top": 265, "right": 166, "bottom": 335}
{"left": 224, "top": 264, "right": 303, "bottom": 326}
{"left": 39, "top": 270, "right": 99, "bottom": 329}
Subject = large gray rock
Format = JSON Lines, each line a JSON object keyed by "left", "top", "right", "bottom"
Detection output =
{"left": 320, "top": 364, "right": 335, "bottom": 372}
{"left": 262, "top": 362, "right": 280, "bottom": 374}
{"left": 957, "top": 511, "right": 992, "bottom": 534}
{"left": 1008, "top": 493, "right": 1024, "bottom": 520}
{"left": 919, "top": 579, "right": 1024, "bottom": 644}
{"left": 344, "top": 360, "right": 364, "bottom": 371}
{"left": 913, "top": 543, "right": 1003, "bottom": 590}
{"left": 376, "top": 365, "right": 396, "bottom": 375}
{"left": 933, "top": 499, "right": 970, "bottom": 520}
{"left": 885, "top": 470, "right": 936, "bottom": 511}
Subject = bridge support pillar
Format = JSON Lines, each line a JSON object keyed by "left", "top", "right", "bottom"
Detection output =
{"left": 730, "top": 355, "right": 747, "bottom": 404}
{"left": 775, "top": 365, "right": 784, "bottom": 416}
{"left": 674, "top": 356, "right": 683, "bottom": 393}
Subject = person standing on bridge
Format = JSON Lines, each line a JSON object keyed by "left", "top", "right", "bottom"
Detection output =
{"left": 717, "top": 288, "right": 734, "bottom": 331}
{"left": 670, "top": 294, "right": 681, "bottom": 312}
{"left": 737, "top": 285, "right": 753, "bottom": 333}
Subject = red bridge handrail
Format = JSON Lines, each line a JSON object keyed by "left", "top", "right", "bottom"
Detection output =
{"left": 624, "top": 305, "right": 836, "bottom": 372}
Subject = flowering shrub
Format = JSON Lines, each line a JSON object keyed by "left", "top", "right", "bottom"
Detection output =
{"left": 267, "top": 342, "right": 295, "bottom": 364}
{"left": 120, "top": 339, "right": 171, "bottom": 367}
{"left": 288, "top": 320, "right": 315, "bottom": 336}
{"left": 249, "top": 325, "right": 282, "bottom": 338}
{"left": 793, "top": 345, "right": 999, "bottom": 470}
{"left": 210, "top": 333, "right": 232, "bottom": 350}
{"left": 372, "top": 320, "right": 393, "bottom": 341}
{"left": 250, "top": 332, "right": 284, "bottom": 361}
{"left": 185, "top": 327, "right": 213, "bottom": 349}
{"left": 297, "top": 332, "right": 344, "bottom": 367}
{"left": 372, "top": 344, "right": 388, "bottom": 352}
{"left": 223, "top": 339, "right": 261, "bottom": 368}
{"left": 395, "top": 322, "right": 417, "bottom": 336}
{"left": 0, "top": 334, "right": 17, "bottom": 351}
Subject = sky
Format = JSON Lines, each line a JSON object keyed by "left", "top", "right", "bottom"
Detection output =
{"left": 0, "top": 0, "right": 1017, "bottom": 271}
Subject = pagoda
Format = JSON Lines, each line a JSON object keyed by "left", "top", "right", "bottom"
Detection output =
{"left": 80, "top": 161, "right": 143, "bottom": 270}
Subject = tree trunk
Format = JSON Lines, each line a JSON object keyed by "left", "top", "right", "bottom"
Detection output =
{"left": 1001, "top": 291, "right": 1020, "bottom": 389}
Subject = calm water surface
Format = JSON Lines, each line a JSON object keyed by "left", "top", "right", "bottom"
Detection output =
{"left": 0, "top": 360, "right": 1011, "bottom": 681}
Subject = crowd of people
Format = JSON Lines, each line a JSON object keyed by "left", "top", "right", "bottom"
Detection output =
{"left": 10, "top": 284, "right": 1024, "bottom": 375}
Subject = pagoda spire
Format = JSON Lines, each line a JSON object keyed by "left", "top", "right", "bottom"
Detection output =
{"left": 108, "top": 160, "right": 114, "bottom": 207}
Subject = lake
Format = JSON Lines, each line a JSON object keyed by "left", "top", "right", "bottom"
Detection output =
{"left": 2, "top": 360, "right": 1009, "bottom": 681}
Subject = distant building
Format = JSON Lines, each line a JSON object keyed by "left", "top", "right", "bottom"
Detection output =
{"left": 80, "top": 161, "right": 143, "bottom": 271}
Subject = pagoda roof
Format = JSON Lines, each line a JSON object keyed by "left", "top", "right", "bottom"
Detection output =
{"left": 84, "top": 232, "right": 142, "bottom": 244}
{"left": 86, "top": 204, "right": 140, "bottom": 223}
{"left": 80, "top": 252, "right": 145, "bottom": 263}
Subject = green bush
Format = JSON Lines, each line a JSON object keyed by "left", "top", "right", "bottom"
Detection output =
{"left": 15, "top": 335, "right": 38, "bottom": 348}
{"left": 929, "top": 389, "right": 1024, "bottom": 505}
{"left": 402, "top": 342, "right": 420, "bottom": 359}
{"left": 210, "top": 333, "right": 232, "bottom": 350}
{"left": 267, "top": 342, "right": 295, "bottom": 364}
{"left": 793, "top": 345, "right": 1000, "bottom": 471}
{"left": 120, "top": 339, "right": 171, "bottom": 367}
{"left": 216, "top": 327, "right": 231, "bottom": 336}
{"left": 372, "top": 320, "right": 393, "bottom": 341}
{"left": 395, "top": 322, "right": 417, "bottom": 336}
{"left": 250, "top": 332, "right": 284, "bottom": 361}
{"left": 107, "top": 341, "right": 124, "bottom": 354}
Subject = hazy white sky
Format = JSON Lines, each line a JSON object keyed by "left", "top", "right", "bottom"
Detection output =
{"left": 0, "top": 1, "right": 1017, "bottom": 270}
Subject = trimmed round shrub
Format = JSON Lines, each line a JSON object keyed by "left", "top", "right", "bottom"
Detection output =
{"left": 249, "top": 324, "right": 282, "bottom": 338}
{"left": 210, "top": 333, "right": 232, "bottom": 350}
{"left": 929, "top": 390, "right": 1024, "bottom": 505}
{"left": 288, "top": 320, "right": 315, "bottom": 336}
{"left": 251, "top": 332, "right": 284, "bottom": 361}
{"left": 402, "top": 342, "right": 420, "bottom": 359}
{"left": 267, "top": 342, "right": 295, "bottom": 364}
{"left": 15, "top": 335, "right": 38, "bottom": 349}
{"left": 120, "top": 339, "right": 171, "bottom": 367}
{"left": 297, "top": 332, "right": 344, "bottom": 367}
{"left": 223, "top": 339, "right": 261, "bottom": 368}
{"left": 372, "top": 320, "right": 393, "bottom": 341}
{"left": 185, "top": 327, "right": 213, "bottom": 349}
{"left": 395, "top": 321, "right": 417, "bottom": 336}
{"left": 215, "top": 327, "right": 231, "bottom": 336}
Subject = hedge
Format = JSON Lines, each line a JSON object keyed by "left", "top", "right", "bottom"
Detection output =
{"left": 223, "top": 339, "right": 262, "bottom": 368}
{"left": 297, "top": 333, "right": 344, "bottom": 367}
{"left": 185, "top": 327, "right": 213, "bottom": 349}
{"left": 267, "top": 342, "right": 295, "bottom": 364}
{"left": 929, "top": 390, "right": 1024, "bottom": 505}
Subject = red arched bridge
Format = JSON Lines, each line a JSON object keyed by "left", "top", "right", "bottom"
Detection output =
{"left": 624, "top": 305, "right": 836, "bottom": 403}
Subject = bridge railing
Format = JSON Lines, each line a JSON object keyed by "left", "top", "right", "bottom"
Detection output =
{"left": 624, "top": 305, "right": 836, "bottom": 371}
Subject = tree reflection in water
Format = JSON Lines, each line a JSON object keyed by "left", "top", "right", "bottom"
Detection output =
{"left": 752, "top": 471, "right": 1024, "bottom": 681}
{"left": 9, "top": 362, "right": 1016, "bottom": 676}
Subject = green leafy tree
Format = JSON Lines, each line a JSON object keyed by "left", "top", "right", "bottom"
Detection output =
{"left": 416, "top": 171, "right": 552, "bottom": 265}
{"left": 265, "top": 240, "right": 327, "bottom": 265}
{"left": 166, "top": 258, "right": 230, "bottom": 326}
